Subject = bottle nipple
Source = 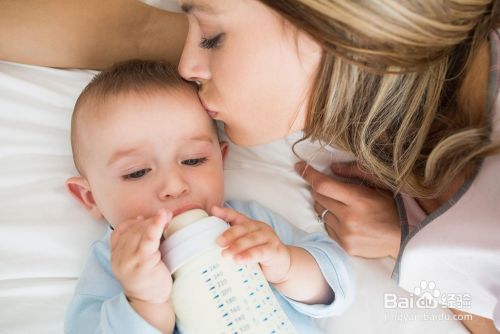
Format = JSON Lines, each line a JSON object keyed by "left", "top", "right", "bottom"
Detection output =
{"left": 164, "top": 209, "right": 209, "bottom": 238}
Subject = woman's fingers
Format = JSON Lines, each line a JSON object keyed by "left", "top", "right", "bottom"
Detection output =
{"left": 313, "top": 201, "right": 339, "bottom": 224}
{"left": 296, "top": 161, "right": 402, "bottom": 258}
{"left": 313, "top": 201, "right": 342, "bottom": 237}
{"left": 312, "top": 190, "right": 347, "bottom": 220}
{"left": 295, "top": 162, "right": 362, "bottom": 205}
{"left": 330, "top": 161, "right": 387, "bottom": 189}
{"left": 324, "top": 222, "right": 341, "bottom": 245}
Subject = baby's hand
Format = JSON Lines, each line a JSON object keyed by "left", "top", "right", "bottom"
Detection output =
{"left": 110, "top": 209, "right": 173, "bottom": 304}
{"left": 212, "top": 206, "right": 291, "bottom": 284}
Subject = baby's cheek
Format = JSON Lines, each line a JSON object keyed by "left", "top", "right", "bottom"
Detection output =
{"left": 206, "top": 173, "right": 224, "bottom": 201}
{"left": 211, "top": 181, "right": 225, "bottom": 206}
{"left": 108, "top": 198, "right": 150, "bottom": 227}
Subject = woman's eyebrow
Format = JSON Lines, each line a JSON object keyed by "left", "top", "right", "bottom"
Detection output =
{"left": 180, "top": 2, "right": 215, "bottom": 14}
{"left": 180, "top": 3, "right": 193, "bottom": 13}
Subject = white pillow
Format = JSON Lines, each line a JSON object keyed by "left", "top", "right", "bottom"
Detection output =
{"left": 0, "top": 59, "right": 467, "bottom": 334}
{"left": 141, "top": 0, "right": 181, "bottom": 12}
{"left": 0, "top": 61, "right": 105, "bottom": 334}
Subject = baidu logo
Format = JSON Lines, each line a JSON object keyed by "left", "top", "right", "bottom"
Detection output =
{"left": 384, "top": 280, "right": 471, "bottom": 310}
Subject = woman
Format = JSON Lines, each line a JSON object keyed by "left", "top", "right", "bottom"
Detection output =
{"left": 178, "top": 4, "right": 500, "bottom": 333}
{"left": 1, "top": 0, "right": 499, "bottom": 332}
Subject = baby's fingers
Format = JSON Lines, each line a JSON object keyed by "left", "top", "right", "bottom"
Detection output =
{"left": 231, "top": 243, "right": 276, "bottom": 264}
{"left": 211, "top": 206, "right": 250, "bottom": 227}
{"left": 111, "top": 217, "right": 143, "bottom": 254}
{"left": 138, "top": 209, "right": 172, "bottom": 255}
{"left": 217, "top": 223, "right": 259, "bottom": 247}
{"left": 221, "top": 230, "right": 269, "bottom": 259}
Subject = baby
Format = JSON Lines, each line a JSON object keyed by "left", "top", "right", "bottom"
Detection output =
{"left": 64, "top": 60, "right": 353, "bottom": 333}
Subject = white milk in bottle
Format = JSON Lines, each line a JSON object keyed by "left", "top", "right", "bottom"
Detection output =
{"left": 160, "top": 209, "right": 296, "bottom": 334}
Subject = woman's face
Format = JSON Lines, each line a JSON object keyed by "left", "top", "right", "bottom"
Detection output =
{"left": 178, "top": 0, "right": 322, "bottom": 146}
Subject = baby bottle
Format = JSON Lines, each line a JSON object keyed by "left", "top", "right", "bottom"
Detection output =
{"left": 160, "top": 209, "right": 297, "bottom": 334}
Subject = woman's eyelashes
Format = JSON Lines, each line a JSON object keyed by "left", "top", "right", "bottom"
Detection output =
{"left": 182, "top": 157, "right": 208, "bottom": 166}
{"left": 123, "top": 168, "right": 152, "bottom": 180}
{"left": 199, "top": 33, "right": 224, "bottom": 49}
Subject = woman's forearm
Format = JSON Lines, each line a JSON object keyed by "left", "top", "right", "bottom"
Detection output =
{"left": 450, "top": 308, "right": 500, "bottom": 334}
{"left": 272, "top": 246, "right": 334, "bottom": 305}
{"left": 0, "top": 0, "right": 187, "bottom": 69}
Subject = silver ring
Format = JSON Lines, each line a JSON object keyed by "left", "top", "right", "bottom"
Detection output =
{"left": 194, "top": 80, "right": 201, "bottom": 86}
{"left": 317, "top": 209, "right": 329, "bottom": 224}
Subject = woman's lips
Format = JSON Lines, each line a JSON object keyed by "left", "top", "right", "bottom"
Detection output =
{"left": 200, "top": 98, "right": 219, "bottom": 118}
{"left": 206, "top": 110, "right": 218, "bottom": 118}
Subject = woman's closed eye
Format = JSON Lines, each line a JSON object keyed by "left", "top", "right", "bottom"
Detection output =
{"left": 182, "top": 157, "right": 208, "bottom": 166}
{"left": 199, "top": 33, "right": 224, "bottom": 49}
{"left": 123, "top": 168, "right": 152, "bottom": 180}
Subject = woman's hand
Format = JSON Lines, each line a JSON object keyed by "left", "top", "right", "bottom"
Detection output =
{"left": 212, "top": 206, "right": 292, "bottom": 284}
{"left": 295, "top": 161, "right": 401, "bottom": 259}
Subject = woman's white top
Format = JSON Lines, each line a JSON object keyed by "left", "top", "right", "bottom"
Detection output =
{"left": 393, "top": 29, "right": 500, "bottom": 328}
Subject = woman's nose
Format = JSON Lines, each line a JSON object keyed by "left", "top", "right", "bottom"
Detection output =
{"left": 158, "top": 172, "right": 189, "bottom": 200}
{"left": 178, "top": 28, "right": 211, "bottom": 83}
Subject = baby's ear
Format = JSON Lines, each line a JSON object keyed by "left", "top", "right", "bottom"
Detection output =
{"left": 220, "top": 141, "right": 229, "bottom": 161}
{"left": 66, "top": 176, "right": 103, "bottom": 220}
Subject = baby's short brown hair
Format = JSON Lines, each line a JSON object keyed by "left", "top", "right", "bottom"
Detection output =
{"left": 71, "top": 59, "right": 196, "bottom": 175}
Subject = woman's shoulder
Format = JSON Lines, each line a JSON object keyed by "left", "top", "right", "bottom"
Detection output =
{"left": 0, "top": 0, "right": 187, "bottom": 69}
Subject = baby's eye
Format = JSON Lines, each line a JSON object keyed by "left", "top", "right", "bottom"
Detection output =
{"left": 182, "top": 157, "right": 208, "bottom": 166}
{"left": 123, "top": 168, "right": 151, "bottom": 180}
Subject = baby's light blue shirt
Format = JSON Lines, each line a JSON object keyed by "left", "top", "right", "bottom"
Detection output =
{"left": 64, "top": 200, "right": 355, "bottom": 333}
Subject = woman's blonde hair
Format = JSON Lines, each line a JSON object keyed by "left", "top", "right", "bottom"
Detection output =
{"left": 261, "top": 0, "right": 500, "bottom": 198}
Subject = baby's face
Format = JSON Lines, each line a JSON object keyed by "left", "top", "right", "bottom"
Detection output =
{"left": 79, "top": 89, "right": 225, "bottom": 227}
